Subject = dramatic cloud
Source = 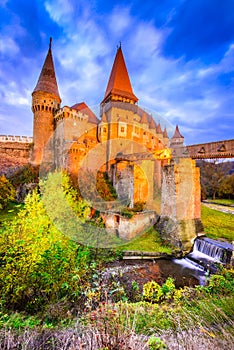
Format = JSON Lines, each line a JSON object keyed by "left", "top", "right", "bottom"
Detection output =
{"left": 0, "top": 0, "right": 233, "bottom": 144}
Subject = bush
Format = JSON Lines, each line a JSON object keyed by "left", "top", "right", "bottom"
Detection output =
{"left": 7, "top": 164, "right": 39, "bottom": 187}
{"left": 143, "top": 278, "right": 176, "bottom": 303}
{"left": 205, "top": 269, "right": 234, "bottom": 295}
{"left": 148, "top": 336, "right": 167, "bottom": 350}
{"left": 0, "top": 190, "right": 92, "bottom": 313}
{"left": 0, "top": 175, "right": 15, "bottom": 209}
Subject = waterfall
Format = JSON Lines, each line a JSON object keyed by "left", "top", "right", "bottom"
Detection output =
{"left": 188, "top": 237, "right": 233, "bottom": 265}
{"left": 191, "top": 239, "right": 224, "bottom": 262}
{"left": 173, "top": 237, "right": 233, "bottom": 285}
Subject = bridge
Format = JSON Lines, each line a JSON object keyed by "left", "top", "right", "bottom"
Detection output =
{"left": 187, "top": 139, "right": 234, "bottom": 159}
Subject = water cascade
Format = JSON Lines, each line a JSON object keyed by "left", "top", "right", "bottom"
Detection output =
{"left": 187, "top": 237, "right": 233, "bottom": 267}
{"left": 173, "top": 237, "right": 233, "bottom": 285}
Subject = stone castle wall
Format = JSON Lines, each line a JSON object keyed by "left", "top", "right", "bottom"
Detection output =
{"left": 0, "top": 135, "right": 32, "bottom": 173}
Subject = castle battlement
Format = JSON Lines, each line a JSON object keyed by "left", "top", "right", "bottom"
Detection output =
{"left": 0, "top": 135, "right": 33, "bottom": 143}
{"left": 54, "top": 106, "right": 89, "bottom": 122}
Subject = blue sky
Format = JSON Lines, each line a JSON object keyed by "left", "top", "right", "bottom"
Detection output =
{"left": 0, "top": 0, "right": 233, "bottom": 145}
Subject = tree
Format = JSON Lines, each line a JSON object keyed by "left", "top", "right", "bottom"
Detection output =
{"left": 197, "top": 160, "right": 232, "bottom": 200}
{"left": 0, "top": 175, "right": 15, "bottom": 209}
{"left": 218, "top": 173, "right": 234, "bottom": 199}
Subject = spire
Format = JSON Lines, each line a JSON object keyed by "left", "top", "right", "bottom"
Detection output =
{"left": 33, "top": 38, "right": 60, "bottom": 98}
{"left": 102, "top": 46, "right": 138, "bottom": 104}
{"left": 141, "top": 112, "right": 148, "bottom": 124}
{"left": 172, "top": 125, "right": 184, "bottom": 139}
{"left": 156, "top": 122, "right": 163, "bottom": 134}
{"left": 163, "top": 127, "right": 168, "bottom": 138}
{"left": 149, "top": 117, "right": 157, "bottom": 129}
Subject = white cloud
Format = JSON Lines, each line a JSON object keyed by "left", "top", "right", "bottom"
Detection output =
{"left": 108, "top": 6, "right": 133, "bottom": 37}
{"left": 0, "top": 36, "right": 19, "bottom": 55}
{"left": 44, "top": 0, "right": 74, "bottom": 24}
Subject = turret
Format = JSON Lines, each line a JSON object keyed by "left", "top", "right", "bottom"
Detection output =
{"left": 31, "top": 38, "right": 61, "bottom": 165}
{"left": 169, "top": 125, "right": 185, "bottom": 158}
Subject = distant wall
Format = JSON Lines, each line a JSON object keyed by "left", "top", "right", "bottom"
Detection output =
{"left": 0, "top": 135, "right": 32, "bottom": 173}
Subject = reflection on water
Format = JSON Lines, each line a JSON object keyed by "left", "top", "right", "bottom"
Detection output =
{"left": 156, "top": 258, "right": 207, "bottom": 287}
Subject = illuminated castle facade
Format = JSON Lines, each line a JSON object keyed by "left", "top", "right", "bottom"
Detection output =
{"left": 31, "top": 39, "right": 203, "bottom": 251}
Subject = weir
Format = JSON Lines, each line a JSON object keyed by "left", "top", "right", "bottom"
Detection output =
{"left": 173, "top": 237, "right": 233, "bottom": 285}
{"left": 187, "top": 237, "right": 233, "bottom": 267}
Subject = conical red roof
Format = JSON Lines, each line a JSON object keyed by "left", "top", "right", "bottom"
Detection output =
{"left": 171, "top": 125, "right": 184, "bottom": 139}
{"left": 156, "top": 123, "right": 163, "bottom": 134}
{"left": 33, "top": 38, "right": 60, "bottom": 99}
{"left": 141, "top": 112, "right": 148, "bottom": 124}
{"left": 163, "top": 127, "right": 168, "bottom": 138}
{"left": 149, "top": 117, "right": 157, "bottom": 129}
{"left": 102, "top": 46, "right": 138, "bottom": 104}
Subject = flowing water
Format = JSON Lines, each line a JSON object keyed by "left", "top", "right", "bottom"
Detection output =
{"left": 173, "top": 237, "right": 233, "bottom": 285}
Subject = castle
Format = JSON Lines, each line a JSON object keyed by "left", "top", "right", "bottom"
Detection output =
{"left": 3, "top": 39, "right": 204, "bottom": 251}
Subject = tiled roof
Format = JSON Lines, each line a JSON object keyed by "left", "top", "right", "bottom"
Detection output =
{"left": 71, "top": 102, "right": 99, "bottom": 124}
{"left": 102, "top": 46, "right": 138, "bottom": 104}
{"left": 33, "top": 38, "right": 60, "bottom": 99}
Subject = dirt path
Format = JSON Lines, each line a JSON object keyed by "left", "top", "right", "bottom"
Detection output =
{"left": 202, "top": 201, "right": 234, "bottom": 215}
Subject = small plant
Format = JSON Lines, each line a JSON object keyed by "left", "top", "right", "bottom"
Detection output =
{"left": 205, "top": 269, "right": 234, "bottom": 295}
{"left": 143, "top": 281, "right": 163, "bottom": 303}
{"left": 132, "top": 201, "right": 146, "bottom": 212}
{"left": 143, "top": 278, "right": 176, "bottom": 303}
{"left": 148, "top": 336, "right": 167, "bottom": 349}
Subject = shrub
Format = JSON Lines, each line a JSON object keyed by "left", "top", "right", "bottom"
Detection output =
{"left": 205, "top": 269, "right": 234, "bottom": 295}
{"left": 132, "top": 201, "right": 146, "bottom": 212}
{"left": 143, "top": 278, "right": 176, "bottom": 303}
{"left": 148, "top": 336, "right": 167, "bottom": 350}
{"left": 0, "top": 175, "right": 15, "bottom": 209}
{"left": 0, "top": 190, "right": 92, "bottom": 313}
{"left": 143, "top": 281, "right": 163, "bottom": 303}
{"left": 7, "top": 164, "right": 39, "bottom": 187}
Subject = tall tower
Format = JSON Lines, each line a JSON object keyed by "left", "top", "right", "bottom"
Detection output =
{"left": 100, "top": 45, "right": 138, "bottom": 170}
{"left": 31, "top": 38, "right": 61, "bottom": 165}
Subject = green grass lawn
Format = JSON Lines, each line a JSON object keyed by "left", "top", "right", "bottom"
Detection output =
{"left": 206, "top": 198, "right": 234, "bottom": 206}
{"left": 119, "top": 227, "right": 172, "bottom": 254}
{"left": 201, "top": 204, "right": 234, "bottom": 242}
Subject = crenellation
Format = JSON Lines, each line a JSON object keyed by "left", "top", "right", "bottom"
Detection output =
{"left": 0, "top": 135, "right": 33, "bottom": 143}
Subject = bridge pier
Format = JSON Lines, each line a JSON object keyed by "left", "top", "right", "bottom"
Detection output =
{"left": 157, "top": 158, "right": 204, "bottom": 253}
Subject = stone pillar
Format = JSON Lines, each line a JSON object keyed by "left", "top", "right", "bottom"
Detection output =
{"left": 113, "top": 161, "right": 134, "bottom": 208}
{"left": 157, "top": 158, "right": 204, "bottom": 253}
